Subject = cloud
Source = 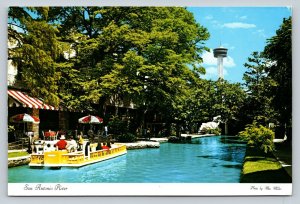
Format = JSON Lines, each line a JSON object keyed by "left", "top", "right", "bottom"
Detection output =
{"left": 253, "top": 29, "right": 267, "bottom": 38}
{"left": 206, "top": 66, "right": 218, "bottom": 75}
{"left": 202, "top": 50, "right": 236, "bottom": 68}
{"left": 223, "top": 22, "right": 256, "bottom": 29}
{"left": 240, "top": 16, "right": 247, "bottom": 20}
{"left": 201, "top": 50, "right": 234, "bottom": 80}
{"left": 205, "top": 15, "right": 213, "bottom": 20}
{"left": 203, "top": 66, "right": 228, "bottom": 80}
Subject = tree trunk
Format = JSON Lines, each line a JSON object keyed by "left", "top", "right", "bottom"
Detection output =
{"left": 176, "top": 122, "right": 181, "bottom": 138}
{"left": 225, "top": 121, "right": 228, "bottom": 135}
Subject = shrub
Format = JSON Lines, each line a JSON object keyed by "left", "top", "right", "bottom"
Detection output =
{"left": 108, "top": 116, "right": 128, "bottom": 135}
{"left": 8, "top": 125, "right": 15, "bottom": 133}
{"left": 209, "top": 127, "right": 221, "bottom": 135}
{"left": 238, "top": 122, "right": 275, "bottom": 153}
{"left": 116, "top": 133, "right": 136, "bottom": 143}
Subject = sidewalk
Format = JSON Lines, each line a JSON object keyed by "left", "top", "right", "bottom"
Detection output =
{"left": 273, "top": 142, "right": 292, "bottom": 178}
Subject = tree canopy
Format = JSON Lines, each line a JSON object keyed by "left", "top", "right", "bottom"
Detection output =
{"left": 8, "top": 7, "right": 291, "bottom": 138}
{"left": 242, "top": 17, "right": 292, "bottom": 138}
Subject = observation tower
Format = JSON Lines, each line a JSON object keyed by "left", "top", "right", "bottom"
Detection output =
{"left": 213, "top": 46, "right": 228, "bottom": 79}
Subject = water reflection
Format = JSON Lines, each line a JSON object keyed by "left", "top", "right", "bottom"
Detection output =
{"left": 222, "top": 164, "right": 243, "bottom": 169}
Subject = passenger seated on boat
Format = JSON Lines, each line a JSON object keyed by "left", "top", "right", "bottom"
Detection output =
{"left": 56, "top": 135, "right": 67, "bottom": 150}
{"left": 101, "top": 143, "right": 110, "bottom": 150}
{"left": 66, "top": 136, "right": 77, "bottom": 153}
{"left": 78, "top": 135, "right": 84, "bottom": 151}
{"left": 31, "top": 135, "right": 40, "bottom": 153}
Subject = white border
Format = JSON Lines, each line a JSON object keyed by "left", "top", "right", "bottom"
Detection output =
{"left": 2, "top": 0, "right": 299, "bottom": 202}
{"left": 8, "top": 183, "right": 292, "bottom": 196}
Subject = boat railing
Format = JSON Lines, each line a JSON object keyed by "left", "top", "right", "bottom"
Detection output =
{"left": 89, "top": 144, "right": 126, "bottom": 160}
{"left": 31, "top": 154, "right": 44, "bottom": 164}
{"left": 61, "top": 152, "right": 85, "bottom": 164}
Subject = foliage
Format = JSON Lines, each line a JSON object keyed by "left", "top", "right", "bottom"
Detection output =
{"left": 239, "top": 122, "right": 275, "bottom": 153}
{"left": 241, "top": 17, "right": 292, "bottom": 139}
{"left": 212, "top": 79, "right": 246, "bottom": 123}
{"left": 48, "top": 7, "right": 210, "bottom": 115}
{"left": 208, "top": 127, "right": 221, "bottom": 135}
{"left": 8, "top": 125, "right": 15, "bottom": 133}
{"left": 107, "top": 116, "right": 128, "bottom": 136}
{"left": 116, "top": 133, "right": 136, "bottom": 143}
{"left": 8, "top": 6, "right": 291, "bottom": 142}
{"left": 243, "top": 52, "right": 277, "bottom": 126}
{"left": 8, "top": 7, "right": 62, "bottom": 106}
{"left": 263, "top": 17, "right": 292, "bottom": 138}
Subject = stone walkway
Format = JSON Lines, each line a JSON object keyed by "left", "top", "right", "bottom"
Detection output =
{"left": 117, "top": 141, "right": 160, "bottom": 150}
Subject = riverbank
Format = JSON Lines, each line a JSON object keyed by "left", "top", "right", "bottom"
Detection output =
{"left": 8, "top": 155, "right": 31, "bottom": 168}
{"left": 181, "top": 133, "right": 215, "bottom": 138}
{"left": 117, "top": 140, "right": 160, "bottom": 150}
{"left": 129, "top": 134, "right": 215, "bottom": 147}
{"left": 240, "top": 147, "right": 292, "bottom": 183}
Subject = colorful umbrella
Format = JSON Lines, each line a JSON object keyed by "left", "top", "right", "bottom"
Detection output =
{"left": 78, "top": 115, "right": 103, "bottom": 124}
{"left": 9, "top": 114, "right": 40, "bottom": 147}
{"left": 9, "top": 113, "right": 40, "bottom": 124}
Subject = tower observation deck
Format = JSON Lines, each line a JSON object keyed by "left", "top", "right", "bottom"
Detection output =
{"left": 213, "top": 47, "right": 228, "bottom": 79}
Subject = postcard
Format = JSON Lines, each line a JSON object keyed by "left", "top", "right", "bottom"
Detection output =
{"left": 7, "top": 6, "right": 292, "bottom": 196}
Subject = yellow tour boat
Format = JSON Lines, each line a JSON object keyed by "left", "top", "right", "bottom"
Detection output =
{"left": 29, "top": 139, "right": 127, "bottom": 168}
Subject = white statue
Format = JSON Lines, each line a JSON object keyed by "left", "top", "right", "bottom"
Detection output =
{"left": 199, "top": 115, "right": 221, "bottom": 133}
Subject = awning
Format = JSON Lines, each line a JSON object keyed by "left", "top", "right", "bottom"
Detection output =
{"left": 8, "top": 90, "right": 57, "bottom": 110}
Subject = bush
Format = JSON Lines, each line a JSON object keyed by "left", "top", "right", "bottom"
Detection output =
{"left": 238, "top": 122, "right": 275, "bottom": 153}
{"left": 116, "top": 133, "right": 136, "bottom": 143}
{"left": 108, "top": 116, "right": 128, "bottom": 135}
{"left": 209, "top": 127, "right": 221, "bottom": 135}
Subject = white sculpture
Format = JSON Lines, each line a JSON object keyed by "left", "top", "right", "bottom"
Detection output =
{"left": 199, "top": 115, "right": 221, "bottom": 133}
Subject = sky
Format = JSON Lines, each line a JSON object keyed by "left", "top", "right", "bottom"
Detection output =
{"left": 188, "top": 7, "right": 292, "bottom": 83}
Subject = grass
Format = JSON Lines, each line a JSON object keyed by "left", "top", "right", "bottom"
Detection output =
{"left": 240, "top": 147, "right": 291, "bottom": 183}
{"left": 8, "top": 151, "right": 29, "bottom": 158}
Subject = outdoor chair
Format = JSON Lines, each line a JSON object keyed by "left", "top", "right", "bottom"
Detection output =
{"left": 43, "top": 130, "right": 57, "bottom": 141}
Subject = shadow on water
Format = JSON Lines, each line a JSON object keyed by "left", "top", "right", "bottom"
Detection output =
{"left": 220, "top": 136, "right": 247, "bottom": 144}
{"left": 222, "top": 164, "right": 243, "bottom": 169}
{"left": 197, "top": 145, "right": 246, "bottom": 163}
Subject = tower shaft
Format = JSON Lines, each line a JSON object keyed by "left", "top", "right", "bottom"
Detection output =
{"left": 217, "top": 57, "right": 224, "bottom": 79}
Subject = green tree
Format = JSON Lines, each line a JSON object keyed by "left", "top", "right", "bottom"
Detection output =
{"left": 263, "top": 17, "right": 292, "bottom": 139}
{"left": 212, "top": 79, "right": 246, "bottom": 134}
{"left": 50, "top": 7, "right": 210, "bottom": 127}
{"left": 243, "top": 52, "right": 277, "bottom": 125}
{"left": 241, "top": 17, "right": 292, "bottom": 139}
{"left": 8, "top": 7, "right": 62, "bottom": 106}
{"left": 8, "top": 7, "right": 211, "bottom": 137}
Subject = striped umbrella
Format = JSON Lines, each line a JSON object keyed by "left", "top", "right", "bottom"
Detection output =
{"left": 10, "top": 113, "right": 40, "bottom": 124}
{"left": 9, "top": 113, "right": 40, "bottom": 136}
{"left": 78, "top": 115, "right": 103, "bottom": 124}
